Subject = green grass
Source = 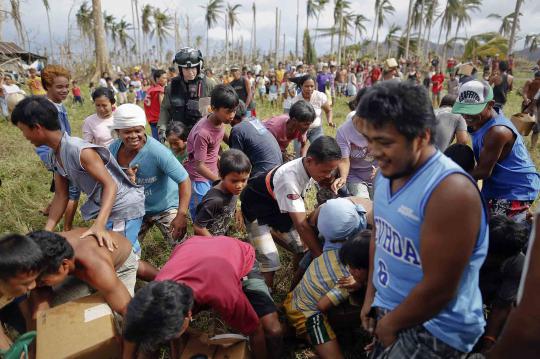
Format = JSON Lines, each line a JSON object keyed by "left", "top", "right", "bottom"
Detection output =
{"left": 0, "top": 70, "right": 538, "bottom": 358}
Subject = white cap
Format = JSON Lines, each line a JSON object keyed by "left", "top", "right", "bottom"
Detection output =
{"left": 112, "top": 104, "right": 147, "bottom": 129}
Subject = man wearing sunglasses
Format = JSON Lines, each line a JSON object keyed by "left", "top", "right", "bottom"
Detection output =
{"left": 452, "top": 80, "right": 540, "bottom": 221}
{"left": 158, "top": 47, "right": 211, "bottom": 139}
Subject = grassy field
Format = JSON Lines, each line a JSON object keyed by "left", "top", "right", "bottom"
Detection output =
{"left": 0, "top": 71, "right": 538, "bottom": 358}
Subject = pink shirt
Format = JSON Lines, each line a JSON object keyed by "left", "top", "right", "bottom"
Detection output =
{"left": 263, "top": 114, "right": 306, "bottom": 151}
{"left": 183, "top": 116, "right": 225, "bottom": 182}
{"left": 82, "top": 113, "right": 114, "bottom": 147}
{"left": 155, "top": 236, "right": 259, "bottom": 335}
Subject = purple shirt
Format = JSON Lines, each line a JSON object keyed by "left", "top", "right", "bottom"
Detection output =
{"left": 336, "top": 114, "right": 375, "bottom": 183}
{"left": 316, "top": 73, "right": 333, "bottom": 92}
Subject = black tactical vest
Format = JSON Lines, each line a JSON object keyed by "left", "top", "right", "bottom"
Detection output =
{"left": 169, "top": 76, "right": 206, "bottom": 132}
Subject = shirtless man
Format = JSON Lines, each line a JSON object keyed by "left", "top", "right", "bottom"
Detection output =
{"left": 28, "top": 228, "right": 137, "bottom": 315}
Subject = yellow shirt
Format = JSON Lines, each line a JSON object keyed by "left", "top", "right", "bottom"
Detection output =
{"left": 276, "top": 69, "right": 285, "bottom": 84}
{"left": 27, "top": 76, "right": 46, "bottom": 95}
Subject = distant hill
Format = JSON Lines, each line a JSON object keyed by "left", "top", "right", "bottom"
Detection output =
{"left": 515, "top": 47, "right": 540, "bottom": 62}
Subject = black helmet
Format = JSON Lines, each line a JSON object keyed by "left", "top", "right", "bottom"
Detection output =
{"left": 174, "top": 47, "right": 203, "bottom": 68}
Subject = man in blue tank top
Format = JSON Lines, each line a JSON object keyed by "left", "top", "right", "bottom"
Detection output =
{"left": 354, "top": 81, "right": 488, "bottom": 357}
{"left": 453, "top": 80, "right": 540, "bottom": 221}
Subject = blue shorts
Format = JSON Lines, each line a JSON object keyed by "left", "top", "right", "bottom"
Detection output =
{"left": 106, "top": 217, "right": 143, "bottom": 254}
{"left": 189, "top": 180, "right": 212, "bottom": 220}
{"left": 68, "top": 181, "right": 81, "bottom": 201}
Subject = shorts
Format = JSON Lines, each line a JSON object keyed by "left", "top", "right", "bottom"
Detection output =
{"left": 189, "top": 180, "right": 212, "bottom": 220}
{"left": 294, "top": 126, "right": 324, "bottom": 156}
{"left": 106, "top": 216, "right": 144, "bottom": 254}
{"left": 488, "top": 199, "right": 533, "bottom": 222}
{"left": 138, "top": 208, "right": 181, "bottom": 246}
{"left": 258, "top": 88, "right": 266, "bottom": 96}
{"left": 68, "top": 181, "right": 81, "bottom": 201}
{"left": 268, "top": 93, "right": 278, "bottom": 101}
{"left": 283, "top": 293, "right": 336, "bottom": 345}
{"left": 245, "top": 219, "right": 305, "bottom": 272}
{"left": 242, "top": 261, "right": 277, "bottom": 318}
{"left": 51, "top": 251, "right": 139, "bottom": 306}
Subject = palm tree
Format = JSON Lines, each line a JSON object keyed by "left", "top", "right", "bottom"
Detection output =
{"left": 335, "top": 0, "right": 351, "bottom": 64}
{"left": 525, "top": 33, "right": 540, "bottom": 52}
{"left": 116, "top": 19, "right": 133, "bottom": 63}
{"left": 353, "top": 14, "right": 369, "bottom": 44}
{"left": 306, "top": 0, "right": 317, "bottom": 30}
{"left": 251, "top": 2, "right": 256, "bottom": 61}
{"left": 226, "top": 3, "right": 242, "bottom": 63}
{"left": 385, "top": 24, "right": 401, "bottom": 57}
{"left": 76, "top": 1, "right": 93, "bottom": 59}
{"left": 423, "top": 0, "right": 438, "bottom": 57}
{"left": 151, "top": 8, "right": 172, "bottom": 63}
{"left": 141, "top": 4, "right": 153, "bottom": 61}
{"left": 449, "top": 0, "right": 481, "bottom": 58}
{"left": 374, "top": 0, "right": 395, "bottom": 60}
{"left": 201, "top": 0, "right": 224, "bottom": 59}
{"left": 91, "top": 0, "right": 111, "bottom": 82}
{"left": 487, "top": 12, "right": 520, "bottom": 37}
{"left": 404, "top": 0, "right": 415, "bottom": 59}
{"left": 9, "top": 0, "right": 26, "bottom": 49}
{"left": 508, "top": 0, "right": 524, "bottom": 54}
{"left": 436, "top": 0, "right": 457, "bottom": 61}
{"left": 103, "top": 11, "right": 116, "bottom": 53}
{"left": 312, "top": 0, "right": 329, "bottom": 46}
{"left": 42, "top": 0, "right": 54, "bottom": 61}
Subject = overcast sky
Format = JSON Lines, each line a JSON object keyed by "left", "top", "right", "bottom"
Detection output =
{"left": 1, "top": 0, "right": 539, "bottom": 59}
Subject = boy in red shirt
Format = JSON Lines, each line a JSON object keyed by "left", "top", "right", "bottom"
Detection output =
{"left": 431, "top": 69, "right": 445, "bottom": 107}
{"left": 71, "top": 80, "right": 83, "bottom": 105}
{"left": 144, "top": 69, "right": 168, "bottom": 140}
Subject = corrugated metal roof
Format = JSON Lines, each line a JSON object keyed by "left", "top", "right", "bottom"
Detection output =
{"left": 0, "top": 42, "right": 26, "bottom": 55}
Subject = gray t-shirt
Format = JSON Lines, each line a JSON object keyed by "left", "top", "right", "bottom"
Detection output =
{"left": 433, "top": 107, "right": 468, "bottom": 151}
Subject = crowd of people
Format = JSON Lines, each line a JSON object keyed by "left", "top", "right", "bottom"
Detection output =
{"left": 1, "top": 46, "right": 540, "bottom": 359}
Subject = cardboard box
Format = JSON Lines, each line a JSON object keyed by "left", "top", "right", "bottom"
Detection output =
{"left": 179, "top": 331, "right": 250, "bottom": 359}
{"left": 511, "top": 112, "right": 536, "bottom": 136}
{"left": 37, "top": 293, "right": 121, "bottom": 359}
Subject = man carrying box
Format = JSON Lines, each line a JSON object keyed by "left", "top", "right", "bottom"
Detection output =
{"left": 28, "top": 228, "right": 137, "bottom": 316}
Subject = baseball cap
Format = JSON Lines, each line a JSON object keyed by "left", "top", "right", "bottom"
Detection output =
{"left": 452, "top": 80, "right": 494, "bottom": 115}
{"left": 318, "top": 198, "right": 367, "bottom": 251}
{"left": 230, "top": 64, "right": 241, "bottom": 71}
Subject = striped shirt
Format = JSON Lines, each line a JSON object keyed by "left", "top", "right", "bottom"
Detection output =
{"left": 291, "top": 249, "right": 350, "bottom": 316}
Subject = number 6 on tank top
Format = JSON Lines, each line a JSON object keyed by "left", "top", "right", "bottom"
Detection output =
{"left": 377, "top": 259, "right": 389, "bottom": 287}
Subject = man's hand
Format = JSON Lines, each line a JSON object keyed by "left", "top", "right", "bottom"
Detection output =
{"left": 375, "top": 314, "right": 398, "bottom": 348}
{"left": 328, "top": 120, "right": 336, "bottom": 128}
{"left": 170, "top": 213, "right": 187, "bottom": 240}
{"left": 331, "top": 177, "right": 346, "bottom": 194}
{"left": 360, "top": 298, "right": 376, "bottom": 335}
{"left": 337, "top": 275, "right": 361, "bottom": 291}
{"left": 80, "top": 223, "right": 118, "bottom": 252}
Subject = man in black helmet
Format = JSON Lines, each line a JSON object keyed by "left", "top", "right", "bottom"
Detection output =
{"left": 158, "top": 47, "right": 211, "bottom": 139}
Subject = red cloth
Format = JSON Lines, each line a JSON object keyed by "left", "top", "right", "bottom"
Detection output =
{"left": 72, "top": 87, "right": 81, "bottom": 97}
{"left": 264, "top": 114, "right": 306, "bottom": 151}
{"left": 431, "top": 73, "right": 445, "bottom": 93}
{"left": 371, "top": 68, "right": 381, "bottom": 83}
{"left": 155, "top": 236, "right": 259, "bottom": 335}
{"left": 143, "top": 84, "right": 164, "bottom": 124}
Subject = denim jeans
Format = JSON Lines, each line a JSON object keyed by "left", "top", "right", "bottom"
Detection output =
{"left": 293, "top": 125, "right": 324, "bottom": 156}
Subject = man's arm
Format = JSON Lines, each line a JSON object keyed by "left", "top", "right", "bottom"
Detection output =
{"left": 244, "top": 77, "right": 253, "bottom": 108}
{"left": 170, "top": 178, "right": 191, "bottom": 239}
{"left": 289, "top": 212, "right": 322, "bottom": 257}
{"left": 455, "top": 130, "right": 469, "bottom": 145}
{"left": 361, "top": 221, "right": 377, "bottom": 334}
{"left": 332, "top": 157, "right": 350, "bottom": 193}
{"left": 375, "top": 174, "right": 482, "bottom": 347}
{"left": 79, "top": 148, "right": 118, "bottom": 251}
{"left": 322, "top": 102, "right": 334, "bottom": 127}
{"left": 193, "top": 224, "right": 212, "bottom": 236}
{"left": 158, "top": 86, "right": 172, "bottom": 133}
{"left": 45, "top": 173, "right": 69, "bottom": 231}
{"left": 196, "top": 161, "right": 219, "bottom": 182}
{"left": 471, "top": 126, "right": 513, "bottom": 180}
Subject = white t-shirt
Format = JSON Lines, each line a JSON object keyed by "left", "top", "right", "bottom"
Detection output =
{"left": 272, "top": 158, "right": 313, "bottom": 214}
{"left": 291, "top": 90, "right": 328, "bottom": 128}
{"left": 2, "top": 84, "right": 23, "bottom": 95}
{"left": 82, "top": 113, "right": 114, "bottom": 147}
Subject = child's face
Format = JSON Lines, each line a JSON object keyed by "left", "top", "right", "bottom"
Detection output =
{"left": 348, "top": 267, "right": 369, "bottom": 286}
{"left": 221, "top": 171, "right": 250, "bottom": 196}
{"left": 212, "top": 107, "right": 237, "bottom": 125}
{"left": 0, "top": 271, "right": 40, "bottom": 298}
{"left": 158, "top": 73, "right": 169, "bottom": 87}
{"left": 48, "top": 76, "right": 70, "bottom": 103}
{"left": 167, "top": 133, "right": 186, "bottom": 154}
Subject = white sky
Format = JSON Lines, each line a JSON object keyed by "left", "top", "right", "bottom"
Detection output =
{"left": 1, "top": 0, "right": 539, "bottom": 58}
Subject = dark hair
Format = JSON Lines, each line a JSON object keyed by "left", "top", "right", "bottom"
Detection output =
{"left": 290, "top": 74, "right": 316, "bottom": 88}
{"left": 488, "top": 215, "right": 528, "bottom": 258}
{"left": 123, "top": 281, "right": 194, "bottom": 353}
{"left": 11, "top": 96, "right": 60, "bottom": 130}
{"left": 27, "top": 231, "right": 74, "bottom": 275}
{"left": 498, "top": 61, "right": 508, "bottom": 72}
{"left": 0, "top": 234, "right": 44, "bottom": 280}
{"left": 356, "top": 82, "right": 437, "bottom": 143}
{"left": 234, "top": 100, "right": 247, "bottom": 120}
{"left": 165, "top": 122, "right": 188, "bottom": 141}
{"left": 339, "top": 230, "right": 371, "bottom": 269}
{"left": 210, "top": 84, "right": 239, "bottom": 110}
{"left": 444, "top": 144, "right": 475, "bottom": 173}
{"left": 307, "top": 136, "right": 342, "bottom": 162}
{"left": 105, "top": 77, "right": 112, "bottom": 82}
{"left": 153, "top": 69, "right": 166, "bottom": 82}
{"left": 439, "top": 94, "right": 457, "bottom": 108}
{"left": 289, "top": 100, "right": 316, "bottom": 123}
{"left": 168, "top": 66, "right": 177, "bottom": 73}
{"left": 91, "top": 86, "right": 116, "bottom": 105}
{"left": 348, "top": 87, "right": 368, "bottom": 111}
{"left": 219, "top": 149, "right": 251, "bottom": 178}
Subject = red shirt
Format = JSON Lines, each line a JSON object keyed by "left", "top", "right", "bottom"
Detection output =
{"left": 155, "top": 236, "right": 259, "bottom": 335}
{"left": 143, "top": 84, "right": 164, "bottom": 123}
{"left": 264, "top": 114, "right": 306, "bottom": 151}
{"left": 72, "top": 86, "right": 81, "bottom": 97}
{"left": 431, "top": 73, "right": 445, "bottom": 93}
{"left": 371, "top": 68, "right": 381, "bottom": 82}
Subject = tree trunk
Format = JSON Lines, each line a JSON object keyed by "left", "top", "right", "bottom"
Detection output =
{"left": 206, "top": 25, "right": 210, "bottom": 58}
{"left": 252, "top": 3, "right": 256, "bottom": 62}
{"left": 131, "top": 0, "right": 137, "bottom": 61}
{"left": 424, "top": 18, "right": 433, "bottom": 58}
{"left": 295, "top": 0, "right": 299, "bottom": 58}
{"left": 442, "top": 24, "right": 450, "bottom": 67}
{"left": 275, "top": 7, "right": 279, "bottom": 66}
{"left": 452, "top": 22, "right": 459, "bottom": 57}
{"left": 375, "top": 27, "right": 380, "bottom": 60}
{"left": 134, "top": 0, "right": 142, "bottom": 63}
{"left": 417, "top": 0, "right": 424, "bottom": 58}
{"left": 508, "top": 0, "right": 522, "bottom": 54}
{"left": 92, "top": 0, "right": 111, "bottom": 82}
{"left": 46, "top": 10, "right": 54, "bottom": 62}
{"left": 404, "top": 0, "right": 414, "bottom": 59}
{"left": 337, "top": 14, "right": 343, "bottom": 65}
{"left": 225, "top": 16, "right": 229, "bottom": 65}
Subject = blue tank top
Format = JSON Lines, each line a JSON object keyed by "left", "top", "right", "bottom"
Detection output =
{"left": 373, "top": 151, "right": 488, "bottom": 353}
{"left": 470, "top": 112, "right": 540, "bottom": 201}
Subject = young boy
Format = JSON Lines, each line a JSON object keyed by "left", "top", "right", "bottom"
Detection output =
{"left": 166, "top": 122, "right": 188, "bottom": 164}
{"left": 71, "top": 80, "right": 83, "bottom": 105}
{"left": 284, "top": 230, "right": 371, "bottom": 359}
{"left": 11, "top": 96, "right": 145, "bottom": 252}
{"left": 193, "top": 149, "right": 251, "bottom": 236}
{"left": 263, "top": 100, "right": 315, "bottom": 159}
{"left": 183, "top": 84, "right": 239, "bottom": 219}
{"left": 0, "top": 234, "right": 44, "bottom": 353}
{"left": 126, "top": 84, "right": 136, "bottom": 104}
{"left": 144, "top": 69, "right": 168, "bottom": 141}
{"left": 28, "top": 229, "right": 137, "bottom": 315}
